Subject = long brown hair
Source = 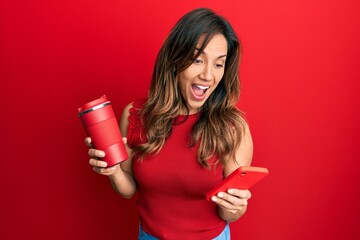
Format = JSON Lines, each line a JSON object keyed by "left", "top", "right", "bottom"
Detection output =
{"left": 134, "top": 8, "right": 246, "bottom": 167}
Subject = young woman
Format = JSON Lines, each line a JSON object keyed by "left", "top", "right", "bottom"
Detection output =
{"left": 86, "top": 8, "right": 253, "bottom": 240}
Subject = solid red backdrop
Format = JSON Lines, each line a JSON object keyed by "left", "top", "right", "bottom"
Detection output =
{"left": 1, "top": 0, "right": 359, "bottom": 239}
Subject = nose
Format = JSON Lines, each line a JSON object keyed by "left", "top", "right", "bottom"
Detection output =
{"left": 199, "top": 64, "right": 214, "bottom": 82}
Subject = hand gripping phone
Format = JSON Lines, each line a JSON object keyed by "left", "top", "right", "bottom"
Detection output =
{"left": 206, "top": 166, "right": 269, "bottom": 201}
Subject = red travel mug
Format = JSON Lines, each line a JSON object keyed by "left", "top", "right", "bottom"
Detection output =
{"left": 78, "top": 95, "right": 128, "bottom": 167}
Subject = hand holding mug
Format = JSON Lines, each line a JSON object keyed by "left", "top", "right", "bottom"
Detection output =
{"left": 85, "top": 137, "right": 127, "bottom": 175}
{"left": 78, "top": 95, "right": 128, "bottom": 167}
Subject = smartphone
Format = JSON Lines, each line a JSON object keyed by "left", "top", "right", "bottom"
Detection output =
{"left": 206, "top": 166, "right": 269, "bottom": 201}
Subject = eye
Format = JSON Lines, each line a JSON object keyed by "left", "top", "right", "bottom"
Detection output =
{"left": 215, "top": 63, "right": 224, "bottom": 68}
{"left": 194, "top": 59, "right": 203, "bottom": 64}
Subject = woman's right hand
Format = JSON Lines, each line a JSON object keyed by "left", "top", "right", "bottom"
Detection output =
{"left": 85, "top": 137, "right": 121, "bottom": 176}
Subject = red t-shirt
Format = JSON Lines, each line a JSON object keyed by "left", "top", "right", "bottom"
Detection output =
{"left": 127, "top": 99, "right": 226, "bottom": 239}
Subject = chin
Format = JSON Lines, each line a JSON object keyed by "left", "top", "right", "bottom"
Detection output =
{"left": 187, "top": 100, "right": 206, "bottom": 113}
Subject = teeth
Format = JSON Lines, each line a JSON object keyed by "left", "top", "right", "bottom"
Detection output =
{"left": 195, "top": 85, "right": 209, "bottom": 90}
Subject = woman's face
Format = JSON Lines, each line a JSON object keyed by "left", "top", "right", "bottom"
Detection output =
{"left": 178, "top": 34, "right": 227, "bottom": 114}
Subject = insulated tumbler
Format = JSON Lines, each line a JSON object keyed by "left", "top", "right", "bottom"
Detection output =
{"left": 78, "top": 95, "right": 128, "bottom": 167}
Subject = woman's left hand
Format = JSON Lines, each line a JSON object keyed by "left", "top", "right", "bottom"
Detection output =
{"left": 211, "top": 189, "right": 251, "bottom": 214}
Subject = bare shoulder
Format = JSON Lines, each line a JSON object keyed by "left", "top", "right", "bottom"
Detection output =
{"left": 224, "top": 121, "right": 254, "bottom": 177}
{"left": 119, "top": 102, "right": 134, "bottom": 137}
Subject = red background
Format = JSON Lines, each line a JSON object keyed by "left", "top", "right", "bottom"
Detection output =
{"left": 1, "top": 0, "right": 359, "bottom": 239}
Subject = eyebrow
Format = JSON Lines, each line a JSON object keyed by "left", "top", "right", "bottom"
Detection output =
{"left": 195, "top": 48, "right": 227, "bottom": 59}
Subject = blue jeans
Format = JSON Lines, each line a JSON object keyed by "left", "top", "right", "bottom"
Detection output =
{"left": 138, "top": 223, "right": 230, "bottom": 240}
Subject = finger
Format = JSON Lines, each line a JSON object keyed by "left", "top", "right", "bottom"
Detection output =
{"left": 211, "top": 195, "right": 244, "bottom": 212}
{"left": 89, "top": 158, "right": 107, "bottom": 168}
{"left": 122, "top": 137, "right": 127, "bottom": 145}
{"left": 84, "top": 137, "right": 93, "bottom": 147}
{"left": 219, "top": 192, "right": 248, "bottom": 206}
{"left": 88, "top": 148, "right": 105, "bottom": 158}
{"left": 227, "top": 189, "right": 252, "bottom": 200}
{"left": 93, "top": 166, "right": 117, "bottom": 175}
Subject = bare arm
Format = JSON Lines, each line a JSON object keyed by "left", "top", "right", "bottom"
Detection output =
{"left": 87, "top": 102, "right": 137, "bottom": 199}
{"left": 211, "top": 122, "right": 254, "bottom": 222}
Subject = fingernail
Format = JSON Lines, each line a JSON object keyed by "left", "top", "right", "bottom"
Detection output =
{"left": 211, "top": 196, "right": 218, "bottom": 202}
{"left": 98, "top": 151, "right": 105, "bottom": 157}
{"left": 228, "top": 189, "right": 234, "bottom": 194}
{"left": 217, "top": 193, "right": 223, "bottom": 198}
{"left": 100, "top": 162, "right": 107, "bottom": 167}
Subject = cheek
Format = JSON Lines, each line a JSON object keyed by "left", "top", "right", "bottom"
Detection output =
{"left": 177, "top": 76, "right": 190, "bottom": 96}
{"left": 217, "top": 70, "right": 225, "bottom": 81}
{"left": 180, "top": 82, "right": 188, "bottom": 96}
{"left": 211, "top": 73, "right": 224, "bottom": 92}
{"left": 178, "top": 71, "right": 193, "bottom": 89}
{"left": 214, "top": 72, "right": 224, "bottom": 85}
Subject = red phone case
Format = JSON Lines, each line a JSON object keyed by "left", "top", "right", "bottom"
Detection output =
{"left": 206, "top": 166, "right": 269, "bottom": 201}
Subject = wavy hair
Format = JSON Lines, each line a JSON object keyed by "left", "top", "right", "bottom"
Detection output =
{"left": 134, "top": 8, "right": 246, "bottom": 168}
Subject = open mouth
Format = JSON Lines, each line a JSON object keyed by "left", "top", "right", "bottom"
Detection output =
{"left": 191, "top": 84, "right": 210, "bottom": 99}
